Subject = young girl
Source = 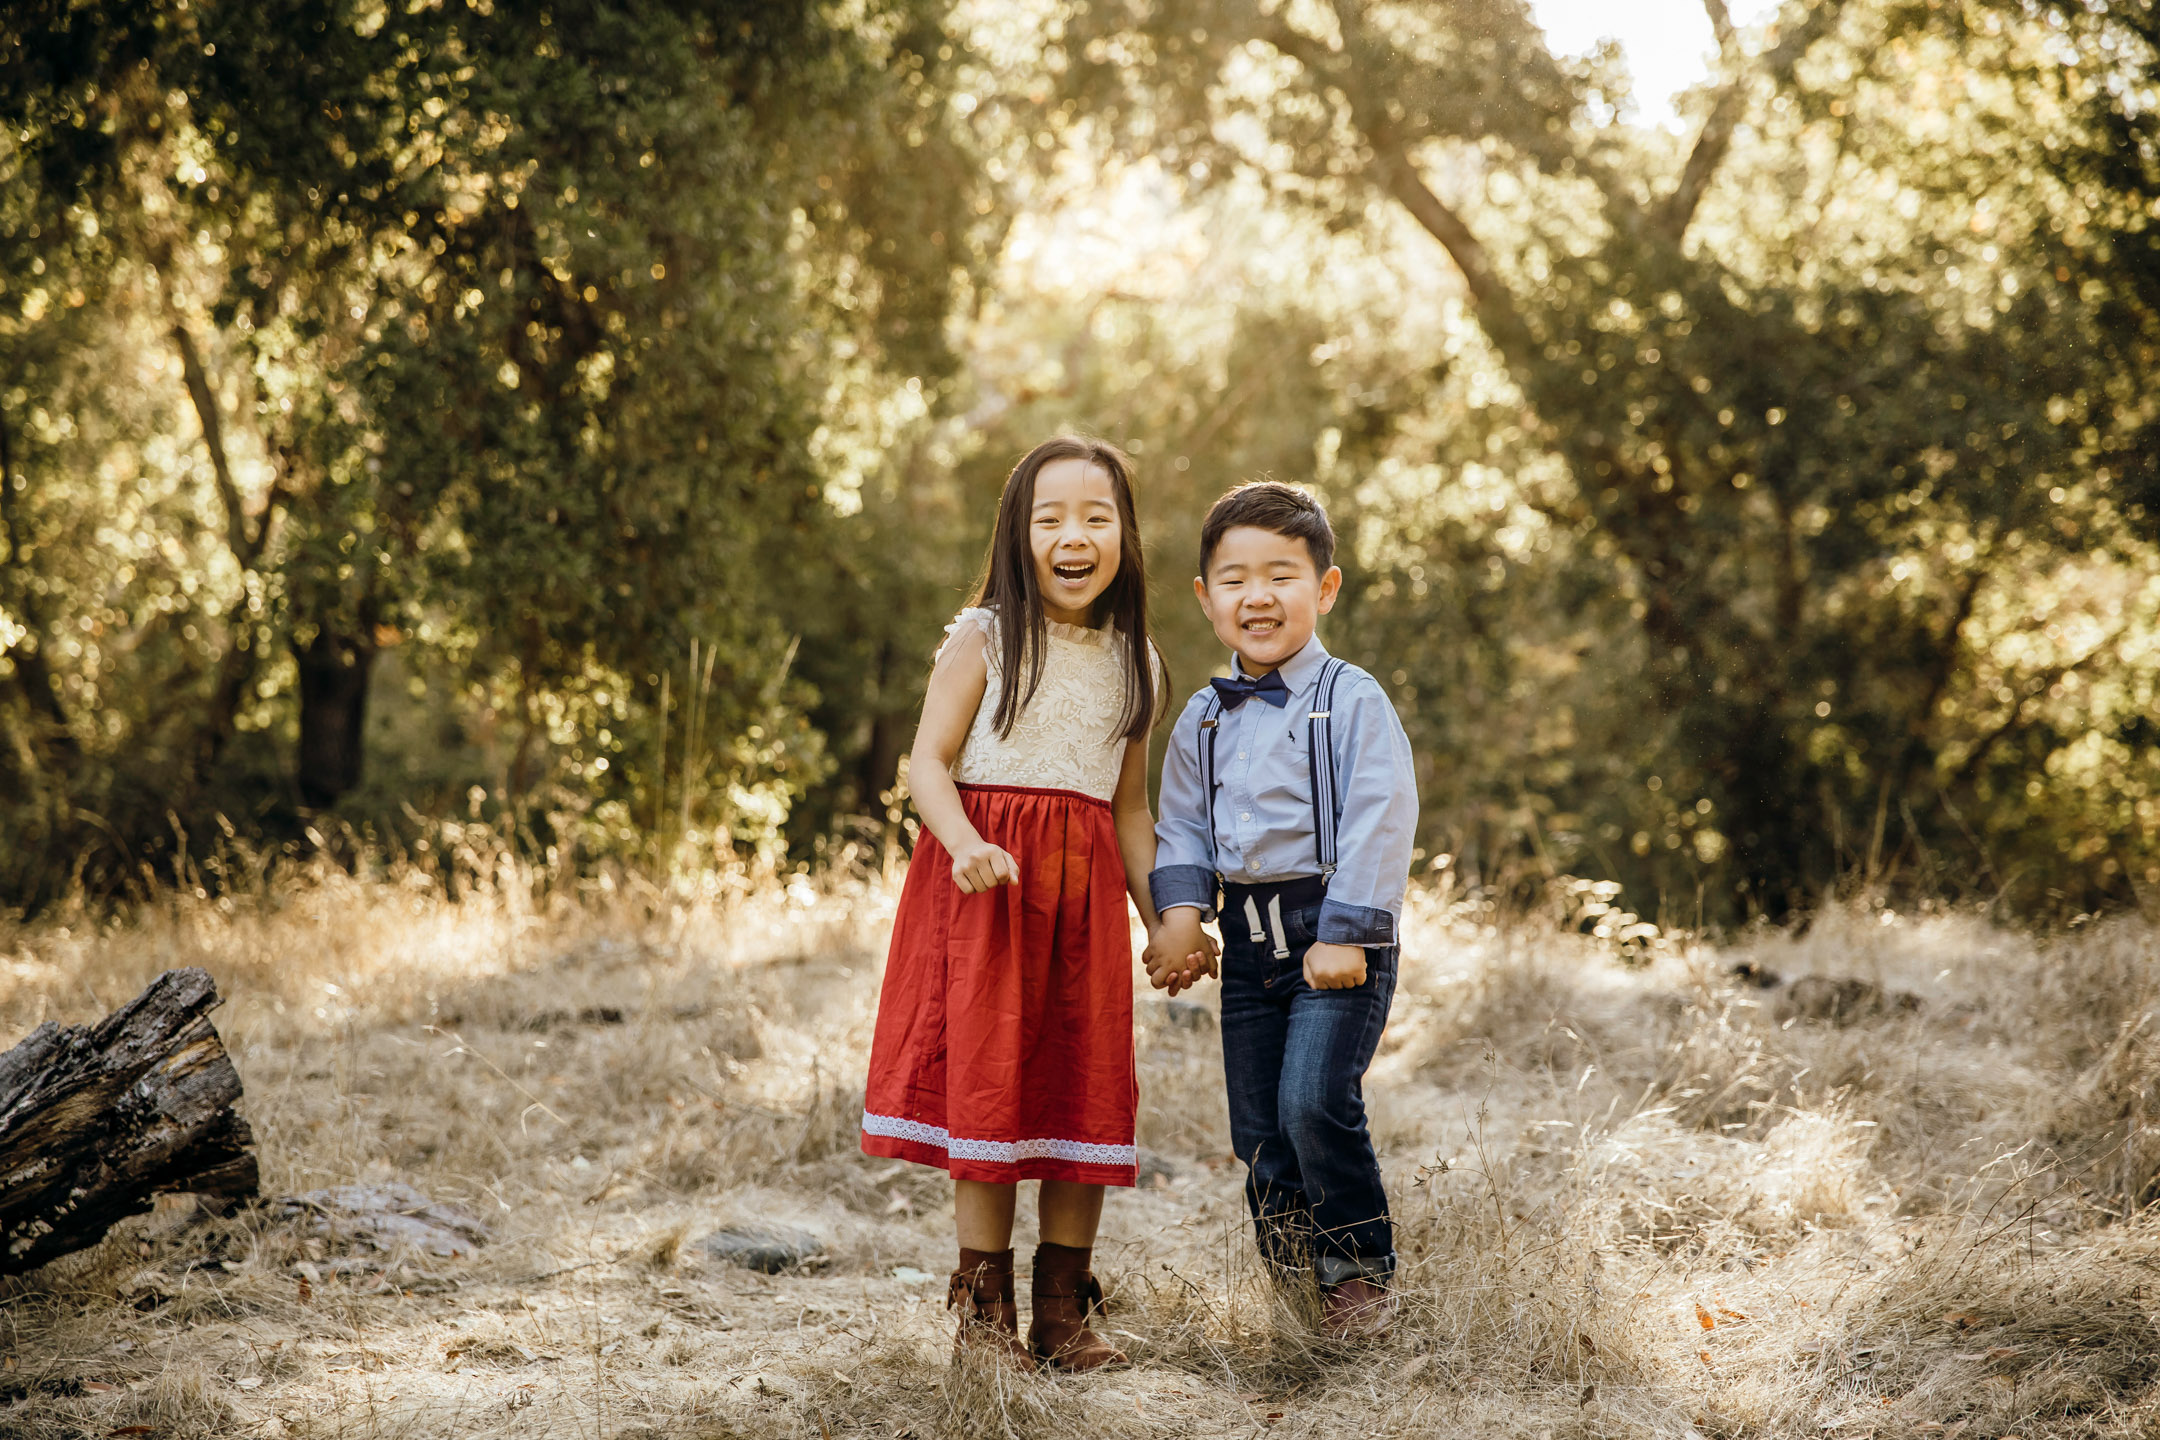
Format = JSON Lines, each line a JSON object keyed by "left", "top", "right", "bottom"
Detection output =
{"left": 860, "top": 436, "right": 1167, "bottom": 1371}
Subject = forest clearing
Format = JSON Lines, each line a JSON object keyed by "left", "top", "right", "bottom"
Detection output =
{"left": 8, "top": 2, "right": 2160, "bottom": 1434}
{"left": 2, "top": 863, "right": 2154, "bottom": 1440}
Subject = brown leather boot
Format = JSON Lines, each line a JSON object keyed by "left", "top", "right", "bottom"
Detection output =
{"left": 1028, "top": 1242, "right": 1127, "bottom": 1371}
{"left": 948, "top": 1247, "right": 1031, "bottom": 1369}
{"left": 1320, "top": 1276, "right": 1397, "bottom": 1341}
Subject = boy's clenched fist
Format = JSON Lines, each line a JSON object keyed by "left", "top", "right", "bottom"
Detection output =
{"left": 1302, "top": 941, "right": 1367, "bottom": 990}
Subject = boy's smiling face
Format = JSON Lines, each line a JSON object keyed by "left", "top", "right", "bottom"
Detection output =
{"left": 1195, "top": 524, "right": 1342, "bottom": 676}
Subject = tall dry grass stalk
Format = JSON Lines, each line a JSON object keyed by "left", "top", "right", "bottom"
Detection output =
{"left": 1, "top": 871, "right": 2158, "bottom": 1438}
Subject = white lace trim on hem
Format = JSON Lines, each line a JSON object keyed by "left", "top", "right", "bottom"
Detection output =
{"left": 861, "top": 1111, "right": 1137, "bottom": 1168}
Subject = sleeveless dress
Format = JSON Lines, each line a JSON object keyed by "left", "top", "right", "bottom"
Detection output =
{"left": 860, "top": 607, "right": 1140, "bottom": 1186}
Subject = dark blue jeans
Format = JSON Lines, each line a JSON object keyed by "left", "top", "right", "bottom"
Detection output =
{"left": 1217, "top": 877, "right": 1397, "bottom": 1288}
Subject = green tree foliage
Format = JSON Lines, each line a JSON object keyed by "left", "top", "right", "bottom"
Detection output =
{"left": 3, "top": 0, "right": 2153, "bottom": 921}
{"left": 1052, "top": 0, "right": 2160, "bottom": 914}
{"left": 0, "top": 0, "right": 988, "bottom": 903}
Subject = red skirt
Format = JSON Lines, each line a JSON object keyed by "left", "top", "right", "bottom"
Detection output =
{"left": 861, "top": 784, "right": 1138, "bottom": 1186}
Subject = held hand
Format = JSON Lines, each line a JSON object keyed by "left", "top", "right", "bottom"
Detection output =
{"left": 1148, "top": 912, "right": 1212, "bottom": 994}
{"left": 1141, "top": 934, "right": 1175, "bottom": 991}
{"left": 1183, "top": 931, "right": 1221, "bottom": 988}
{"left": 949, "top": 839, "right": 1019, "bottom": 894}
{"left": 1162, "top": 931, "right": 1220, "bottom": 998}
{"left": 1302, "top": 941, "right": 1368, "bottom": 990}
{"left": 1164, "top": 947, "right": 1213, "bottom": 998}
{"left": 1156, "top": 959, "right": 1189, "bottom": 997}
{"left": 1142, "top": 935, "right": 1193, "bottom": 994}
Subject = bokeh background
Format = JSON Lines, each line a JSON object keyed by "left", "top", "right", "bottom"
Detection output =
{"left": 2, "top": 0, "right": 2154, "bottom": 920}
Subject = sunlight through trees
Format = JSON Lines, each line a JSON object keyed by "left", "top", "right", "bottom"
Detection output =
{"left": 1, "top": 0, "right": 2154, "bottom": 918}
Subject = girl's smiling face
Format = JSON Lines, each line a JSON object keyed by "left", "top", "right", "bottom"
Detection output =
{"left": 1030, "top": 457, "right": 1122, "bottom": 626}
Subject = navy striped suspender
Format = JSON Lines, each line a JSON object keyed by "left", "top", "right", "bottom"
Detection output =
{"left": 1308, "top": 658, "right": 1348, "bottom": 877}
{"left": 1197, "top": 691, "right": 1225, "bottom": 872}
{"left": 1201, "top": 659, "right": 1349, "bottom": 882}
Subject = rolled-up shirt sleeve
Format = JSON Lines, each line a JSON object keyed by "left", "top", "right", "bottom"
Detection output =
{"left": 1316, "top": 677, "right": 1419, "bottom": 947}
{"left": 1149, "top": 693, "right": 1218, "bottom": 919}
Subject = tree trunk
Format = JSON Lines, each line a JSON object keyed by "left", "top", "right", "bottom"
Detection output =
{"left": 1712, "top": 697, "right": 1812, "bottom": 916}
{"left": 0, "top": 967, "right": 258, "bottom": 1275}
{"left": 0, "top": 401, "right": 79, "bottom": 764}
{"left": 859, "top": 638, "right": 908, "bottom": 816}
{"left": 295, "top": 628, "right": 377, "bottom": 808}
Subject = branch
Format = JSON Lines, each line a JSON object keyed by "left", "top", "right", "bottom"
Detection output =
{"left": 169, "top": 322, "right": 292, "bottom": 783}
{"left": 0, "top": 401, "right": 79, "bottom": 757}
{"left": 1943, "top": 632, "right": 2122, "bottom": 794}
{"left": 1258, "top": 12, "right": 1537, "bottom": 377}
{"left": 1702, "top": 0, "right": 1739, "bottom": 52}
{"left": 1367, "top": 142, "right": 1537, "bottom": 371}
{"left": 170, "top": 321, "right": 255, "bottom": 567}
{"left": 1258, "top": 12, "right": 1340, "bottom": 79}
{"left": 1759, "top": 0, "right": 1855, "bottom": 89}
{"left": 1913, "top": 561, "right": 1988, "bottom": 735}
{"left": 0, "top": 404, "right": 29, "bottom": 580}
{"left": 1262, "top": 10, "right": 1700, "bottom": 603}
{"left": 1655, "top": 0, "right": 1742, "bottom": 240}
{"left": 1877, "top": 556, "right": 1989, "bottom": 813}
{"left": 1654, "top": 0, "right": 1852, "bottom": 240}
{"left": 1179, "top": 333, "right": 1312, "bottom": 459}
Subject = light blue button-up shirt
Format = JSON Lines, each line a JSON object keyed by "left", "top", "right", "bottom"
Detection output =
{"left": 1149, "top": 636, "right": 1419, "bottom": 947}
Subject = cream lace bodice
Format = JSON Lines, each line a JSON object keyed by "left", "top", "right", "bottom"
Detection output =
{"left": 941, "top": 607, "right": 1134, "bottom": 802}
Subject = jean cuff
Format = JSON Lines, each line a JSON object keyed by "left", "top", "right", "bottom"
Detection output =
{"left": 1150, "top": 865, "right": 1217, "bottom": 921}
{"left": 1315, "top": 1251, "right": 1396, "bottom": 1288}
{"left": 1317, "top": 899, "right": 1397, "bottom": 946}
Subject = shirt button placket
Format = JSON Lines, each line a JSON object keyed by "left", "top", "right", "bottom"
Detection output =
{"left": 1234, "top": 714, "right": 1253, "bottom": 840}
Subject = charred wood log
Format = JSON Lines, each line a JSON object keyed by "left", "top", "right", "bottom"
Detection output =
{"left": 0, "top": 967, "right": 258, "bottom": 1274}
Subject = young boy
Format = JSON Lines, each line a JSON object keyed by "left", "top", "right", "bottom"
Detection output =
{"left": 1145, "top": 481, "right": 1418, "bottom": 1340}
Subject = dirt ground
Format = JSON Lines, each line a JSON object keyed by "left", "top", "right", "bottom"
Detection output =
{"left": 3, "top": 865, "right": 2159, "bottom": 1439}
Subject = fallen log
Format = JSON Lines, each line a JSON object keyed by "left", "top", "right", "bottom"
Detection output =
{"left": 0, "top": 967, "right": 258, "bottom": 1274}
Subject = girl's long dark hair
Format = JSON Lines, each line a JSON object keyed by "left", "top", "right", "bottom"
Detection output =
{"left": 973, "top": 436, "right": 1159, "bottom": 743}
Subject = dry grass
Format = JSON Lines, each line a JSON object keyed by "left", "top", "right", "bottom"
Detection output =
{"left": 3, "top": 865, "right": 2160, "bottom": 1439}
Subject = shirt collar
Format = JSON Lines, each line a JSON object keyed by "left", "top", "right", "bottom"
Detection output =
{"left": 1231, "top": 633, "right": 1332, "bottom": 697}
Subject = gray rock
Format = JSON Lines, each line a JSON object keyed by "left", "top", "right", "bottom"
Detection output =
{"left": 278, "top": 1181, "right": 492, "bottom": 1259}
{"left": 699, "top": 1224, "right": 826, "bottom": 1273}
{"left": 1136, "top": 1149, "right": 1182, "bottom": 1189}
{"left": 1774, "top": 975, "right": 1920, "bottom": 1027}
{"left": 1153, "top": 998, "right": 1217, "bottom": 1032}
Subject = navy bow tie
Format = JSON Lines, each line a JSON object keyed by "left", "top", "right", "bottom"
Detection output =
{"left": 1210, "top": 669, "right": 1291, "bottom": 710}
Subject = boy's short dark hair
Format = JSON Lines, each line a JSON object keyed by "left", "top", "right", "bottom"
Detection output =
{"left": 1199, "top": 482, "right": 1336, "bottom": 578}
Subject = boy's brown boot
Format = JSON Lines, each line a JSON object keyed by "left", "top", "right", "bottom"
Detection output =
{"left": 1320, "top": 1276, "right": 1397, "bottom": 1341}
{"left": 1028, "top": 1242, "right": 1127, "bottom": 1371}
{"left": 948, "top": 1247, "right": 1031, "bottom": 1369}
